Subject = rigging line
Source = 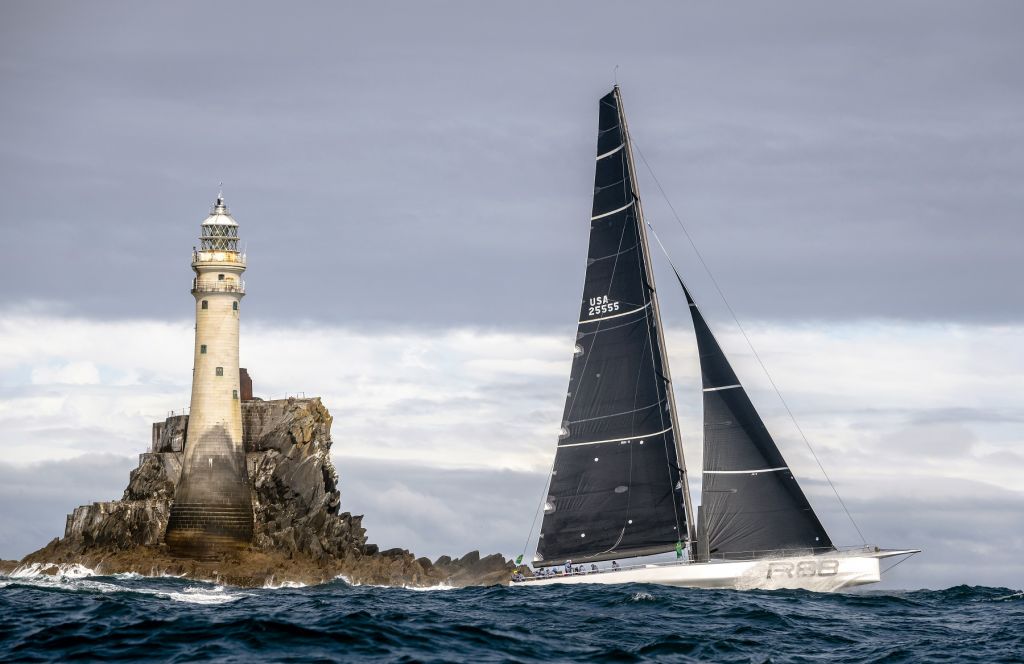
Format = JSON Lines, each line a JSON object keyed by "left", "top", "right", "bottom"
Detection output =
{"left": 594, "top": 176, "right": 627, "bottom": 193}
{"left": 521, "top": 453, "right": 557, "bottom": 561}
{"left": 589, "top": 240, "right": 640, "bottom": 263}
{"left": 880, "top": 551, "right": 918, "bottom": 576}
{"left": 633, "top": 142, "right": 868, "bottom": 546}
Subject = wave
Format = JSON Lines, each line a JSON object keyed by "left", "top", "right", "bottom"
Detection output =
{"left": 10, "top": 562, "right": 99, "bottom": 579}
{"left": 1, "top": 578, "right": 1020, "bottom": 662}
{"left": 262, "top": 579, "right": 308, "bottom": 589}
{"left": 331, "top": 574, "right": 454, "bottom": 591}
{"left": 165, "top": 585, "right": 247, "bottom": 605}
{"left": 1, "top": 568, "right": 247, "bottom": 605}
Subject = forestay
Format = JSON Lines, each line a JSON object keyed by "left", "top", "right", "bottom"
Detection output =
{"left": 536, "top": 88, "right": 692, "bottom": 566}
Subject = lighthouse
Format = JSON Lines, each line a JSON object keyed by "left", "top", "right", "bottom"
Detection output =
{"left": 165, "top": 194, "right": 254, "bottom": 558}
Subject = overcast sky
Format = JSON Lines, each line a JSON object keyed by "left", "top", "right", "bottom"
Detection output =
{"left": 1, "top": 2, "right": 1022, "bottom": 590}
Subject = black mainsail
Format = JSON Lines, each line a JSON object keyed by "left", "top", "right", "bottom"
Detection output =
{"left": 535, "top": 87, "right": 696, "bottom": 566}
{"left": 679, "top": 280, "right": 834, "bottom": 560}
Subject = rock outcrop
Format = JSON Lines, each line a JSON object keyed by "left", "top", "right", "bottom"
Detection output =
{"left": 245, "top": 399, "right": 366, "bottom": 563}
{"left": 18, "top": 398, "right": 516, "bottom": 588}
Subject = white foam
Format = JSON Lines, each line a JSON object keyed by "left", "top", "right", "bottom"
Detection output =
{"left": 5, "top": 572, "right": 123, "bottom": 595}
{"left": 11, "top": 562, "right": 98, "bottom": 579}
{"left": 995, "top": 591, "right": 1024, "bottom": 601}
{"left": 404, "top": 583, "right": 455, "bottom": 591}
{"left": 262, "top": 579, "right": 307, "bottom": 589}
{"left": 630, "top": 591, "right": 655, "bottom": 601}
{"left": 165, "top": 585, "right": 245, "bottom": 605}
{"left": 331, "top": 574, "right": 454, "bottom": 591}
{"left": 3, "top": 564, "right": 247, "bottom": 604}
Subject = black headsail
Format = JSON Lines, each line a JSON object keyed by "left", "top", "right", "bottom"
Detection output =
{"left": 677, "top": 279, "right": 833, "bottom": 560}
{"left": 535, "top": 87, "right": 696, "bottom": 566}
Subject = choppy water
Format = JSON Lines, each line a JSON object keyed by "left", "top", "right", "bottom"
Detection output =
{"left": 1, "top": 567, "right": 1021, "bottom": 662}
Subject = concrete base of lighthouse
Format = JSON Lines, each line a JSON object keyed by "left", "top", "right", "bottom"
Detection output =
{"left": 165, "top": 428, "right": 254, "bottom": 559}
{"left": 165, "top": 505, "right": 254, "bottom": 559}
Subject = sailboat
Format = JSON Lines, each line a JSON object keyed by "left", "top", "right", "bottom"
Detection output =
{"left": 514, "top": 87, "right": 917, "bottom": 591}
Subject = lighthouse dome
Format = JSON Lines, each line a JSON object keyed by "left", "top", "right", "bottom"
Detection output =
{"left": 202, "top": 195, "right": 238, "bottom": 227}
{"left": 198, "top": 195, "right": 240, "bottom": 251}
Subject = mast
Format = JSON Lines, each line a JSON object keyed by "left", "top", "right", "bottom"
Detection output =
{"left": 615, "top": 87, "right": 698, "bottom": 556}
{"left": 534, "top": 87, "right": 696, "bottom": 566}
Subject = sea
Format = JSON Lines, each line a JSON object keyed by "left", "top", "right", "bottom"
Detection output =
{"left": 1, "top": 567, "right": 1021, "bottom": 662}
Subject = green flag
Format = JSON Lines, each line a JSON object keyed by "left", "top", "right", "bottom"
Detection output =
{"left": 515, "top": 554, "right": 523, "bottom": 566}
{"left": 675, "top": 540, "right": 683, "bottom": 559}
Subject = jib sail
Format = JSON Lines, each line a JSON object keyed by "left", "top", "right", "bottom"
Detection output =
{"left": 678, "top": 280, "right": 833, "bottom": 560}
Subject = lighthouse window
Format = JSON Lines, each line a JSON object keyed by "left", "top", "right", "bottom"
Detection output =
{"left": 232, "top": 302, "right": 238, "bottom": 311}
{"left": 216, "top": 367, "right": 224, "bottom": 376}
{"left": 232, "top": 389, "right": 239, "bottom": 400}
{"left": 200, "top": 345, "right": 207, "bottom": 354}
{"left": 218, "top": 274, "right": 225, "bottom": 280}
{"left": 201, "top": 300, "right": 208, "bottom": 310}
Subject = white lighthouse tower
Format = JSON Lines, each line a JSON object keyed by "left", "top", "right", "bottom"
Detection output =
{"left": 165, "top": 193, "right": 254, "bottom": 558}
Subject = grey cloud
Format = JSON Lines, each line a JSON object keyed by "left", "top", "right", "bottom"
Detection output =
{"left": 906, "top": 408, "right": 1024, "bottom": 427}
{"left": 1, "top": 1, "right": 1022, "bottom": 329}
{"left": 835, "top": 407, "right": 1024, "bottom": 430}
{"left": 817, "top": 480, "right": 1024, "bottom": 591}
{"left": 337, "top": 457, "right": 544, "bottom": 563}
{"left": 0, "top": 455, "right": 136, "bottom": 561}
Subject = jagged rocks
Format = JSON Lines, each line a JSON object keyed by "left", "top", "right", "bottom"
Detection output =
{"left": 124, "top": 453, "right": 181, "bottom": 501}
{"left": 18, "top": 397, "right": 515, "bottom": 588}
{"left": 63, "top": 500, "right": 170, "bottom": 551}
{"left": 243, "top": 399, "right": 365, "bottom": 562}
{"left": 434, "top": 551, "right": 514, "bottom": 587}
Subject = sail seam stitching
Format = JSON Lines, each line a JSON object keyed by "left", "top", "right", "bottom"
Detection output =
{"left": 588, "top": 241, "right": 640, "bottom": 263}
{"left": 566, "top": 398, "right": 666, "bottom": 424}
{"left": 559, "top": 425, "right": 672, "bottom": 448}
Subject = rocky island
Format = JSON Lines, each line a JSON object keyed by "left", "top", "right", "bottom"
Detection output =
{"left": 15, "top": 397, "right": 518, "bottom": 588}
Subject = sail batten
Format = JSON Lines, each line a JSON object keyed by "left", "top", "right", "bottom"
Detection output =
{"left": 535, "top": 87, "right": 695, "bottom": 566}
{"left": 558, "top": 425, "right": 674, "bottom": 448}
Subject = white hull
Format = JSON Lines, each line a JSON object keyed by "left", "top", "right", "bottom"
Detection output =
{"left": 514, "top": 549, "right": 917, "bottom": 593}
